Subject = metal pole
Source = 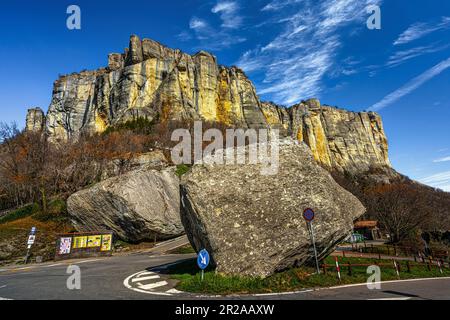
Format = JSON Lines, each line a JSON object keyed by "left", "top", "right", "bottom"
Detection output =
{"left": 201, "top": 270, "right": 204, "bottom": 281}
{"left": 24, "top": 245, "right": 31, "bottom": 264}
{"left": 309, "top": 222, "right": 320, "bottom": 274}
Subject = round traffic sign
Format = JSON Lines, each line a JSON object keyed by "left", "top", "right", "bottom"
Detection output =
{"left": 303, "top": 208, "right": 315, "bottom": 222}
{"left": 197, "top": 249, "right": 210, "bottom": 270}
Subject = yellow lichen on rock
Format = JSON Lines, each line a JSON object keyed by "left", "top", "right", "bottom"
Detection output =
{"left": 310, "top": 114, "right": 332, "bottom": 167}
{"left": 216, "top": 77, "right": 234, "bottom": 126}
{"left": 94, "top": 113, "right": 108, "bottom": 133}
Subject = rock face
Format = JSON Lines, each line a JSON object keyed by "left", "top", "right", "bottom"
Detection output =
{"left": 67, "top": 167, "right": 184, "bottom": 242}
{"left": 45, "top": 35, "right": 268, "bottom": 143}
{"left": 25, "top": 108, "right": 45, "bottom": 132}
{"left": 180, "top": 139, "right": 366, "bottom": 277}
{"left": 36, "top": 35, "right": 391, "bottom": 175}
{"left": 262, "top": 99, "right": 391, "bottom": 174}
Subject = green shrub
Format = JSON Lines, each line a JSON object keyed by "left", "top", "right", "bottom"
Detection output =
{"left": 103, "top": 117, "right": 155, "bottom": 135}
{"left": 33, "top": 199, "right": 68, "bottom": 222}
{"left": 0, "top": 204, "right": 40, "bottom": 224}
{"left": 176, "top": 164, "right": 191, "bottom": 177}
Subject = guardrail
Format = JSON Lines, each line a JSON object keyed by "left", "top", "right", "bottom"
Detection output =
{"left": 321, "top": 256, "right": 448, "bottom": 279}
{"left": 346, "top": 242, "right": 450, "bottom": 261}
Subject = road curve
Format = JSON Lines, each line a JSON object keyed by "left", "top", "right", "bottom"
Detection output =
{"left": 1, "top": 250, "right": 450, "bottom": 300}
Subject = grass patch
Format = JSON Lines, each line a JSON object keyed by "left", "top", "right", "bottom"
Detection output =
{"left": 167, "top": 244, "right": 196, "bottom": 255}
{"left": 0, "top": 200, "right": 74, "bottom": 265}
{"left": 0, "top": 204, "right": 40, "bottom": 224}
{"left": 175, "top": 164, "right": 191, "bottom": 177}
{"left": 32, "top": 199, "right": 69, "bottom": 222}
{"left": 168, "top": 256, "right": 450, "bottom": 295}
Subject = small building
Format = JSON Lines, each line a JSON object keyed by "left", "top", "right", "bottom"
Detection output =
{"left": 353, "top": 220, "right": 382, "bottom": 240}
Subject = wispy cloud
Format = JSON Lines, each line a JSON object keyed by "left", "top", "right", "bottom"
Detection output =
{"left": 370, "top": 57, "right": 450, "bottom": 111}
{"left": 420, "top": 170, "right": 450, "bottom": 191}
{"left": 176, "top": 30, "right": 193, "bottom": 42}
{"left": 394, "top": 17, "right": 450, "bottom": 45}
{"left": 434, "top": 156, "right": 450, "bottom": 163}
{"left": 237, "top": 0, "right": 382, "bottom": 105}
{"left": 261, "top": 0, "right": 304, "bottom": 11}
{"left": 212, "top": 1, "right": 243, "bottom": 29}
{"left": 386, "top": 44, "right": 449, "bottom": 68}
{"left": 185, "top": 7, "right": 247, "bottom": 50}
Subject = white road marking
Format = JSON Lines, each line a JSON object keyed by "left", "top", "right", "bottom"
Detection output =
{"left": 76, "top": 259, "right": 103, "bottom": 264}
{"left": 138, "top": 281, "right": 168, "bottom": 290}
{"left": 166, "top": 289, "right": 182, "bottom": 294}
{"left": 0, "top": 297, "right": 12, "bottom": 300}
{"left": 0, "top": 285, "right": 6, "bottom": 289}
{"left": 253, "top": 289, "right": 314, "bottom": 297}
{"left": 135, "top": 271, "right": 155, "bottom": 276}
{"left": 131, "top": 275, "right": 160, "bottom": 282}
{"left": 369, "top": 297, "right": 412, "bottom": 300}
{"left": 44, "top": 263, "right": 63, "bottom": 268}
{"left": 123, "top": 271, "right": 174, "bottom": 296}
{"left": 328, "top": 276, "right": 450, "bottom": 290}
{"left": 16, "top": 267, "right": 33, "bottom": 271}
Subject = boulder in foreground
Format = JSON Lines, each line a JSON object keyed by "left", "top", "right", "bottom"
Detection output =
{"left": 180, "top": 139, "right": 365, "bottom": 277}
{"left": 67, "top": 167, "right": 184, "bottom": 242}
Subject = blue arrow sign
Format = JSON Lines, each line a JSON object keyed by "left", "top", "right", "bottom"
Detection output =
{"left": 197, "top": 249, "right": 210, "bottom": 270}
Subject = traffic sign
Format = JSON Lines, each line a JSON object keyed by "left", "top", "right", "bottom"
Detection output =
{"left": 303, "top": 208, "right": 315, "bottom": 222}
{"left": 197, "top": 249, "right": 210, "bottom": 270}
{"left": 303, "top": 208, "right": 320, "bottom": 274}
{"left": 27, "top": 235, "right": 36, "bottom": 245}
{"left": 24, "top": 227, "right": 37, "bottom": 264}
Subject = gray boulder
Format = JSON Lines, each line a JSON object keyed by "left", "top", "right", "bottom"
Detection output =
{"left": 67, "top": 167, "right": 184, "bottom": 243}
{"left": 180, "top": 139, "right": 365, "bottom": 277}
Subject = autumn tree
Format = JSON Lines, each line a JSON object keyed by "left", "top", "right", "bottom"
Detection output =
{"left": 365, "top": 183, "right": 434, "bottom": 243}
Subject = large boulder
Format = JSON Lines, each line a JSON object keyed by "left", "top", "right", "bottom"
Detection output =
{"left": 180, "top": 139, "right": 365, "bottom": 277}
{"left": 67, "top": 167, "right": 184, "bottom": 243}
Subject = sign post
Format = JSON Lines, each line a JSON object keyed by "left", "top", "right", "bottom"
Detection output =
{"left": 25, "top": 227, "right": 37, "bottom": 264}
{"left": 197, "top": 249, "right": 210, "bottom": 281}
{"left": 303, "top": 209, "right": 320, "bottom": 274}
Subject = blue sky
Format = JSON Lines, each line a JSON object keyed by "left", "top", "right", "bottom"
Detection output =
{"left": 0, "top": 0, "right": 449, "bottom": 190}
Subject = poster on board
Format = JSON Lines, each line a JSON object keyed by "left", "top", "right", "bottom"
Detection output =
{"left": 87, "top": 235, "right": 102, "bottom": 248}
{"left": 101, "top": 234, "right": 112, "bottom": 251}
{"left": 73, "top": 236, "right": 88, "bottom": 249}
{"left": 59, "top": 237, "right": 72, "bottom": 255}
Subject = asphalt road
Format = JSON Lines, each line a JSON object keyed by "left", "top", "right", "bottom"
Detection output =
{"left": 1, "top": 245, "right": 450, "bottom": 300}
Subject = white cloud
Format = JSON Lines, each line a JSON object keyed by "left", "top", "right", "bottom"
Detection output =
{"left": 261, "top": 0, "right": 304, "bottom": 11}
{"left": 370, "top": 57, "right": 450, "bottom": 111}
{"left": 420, "top": 171, "right": 450, "bottom": 191}
{"left": 237, "top": 0, "right": 382, "bottom": 105}
{"left": 188, "top": 15, "right": 246, "bottom": 50}
{"left": 387, "top": 44, "right": 449, "bottom": 68}
{"left": 186, "top": 2, "right": 246, "bottom": 50}
{"left": 212, "top": 1, "right": 243, "bottom": 29}
{"left": 434, "top": 156, "right": 450, "bottom": 163}
{"left": 189, "top": 17, "right": 208, "bottom": 30}
{"left": 176, "top": 30, "right": 193, "bottom": 42}
{"left": 394, "top": 17, "right": 450, "bottom": 45}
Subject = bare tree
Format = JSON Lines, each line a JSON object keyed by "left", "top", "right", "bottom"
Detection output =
{"left": 365, "top": 183, "right": 433, "bottom": 243}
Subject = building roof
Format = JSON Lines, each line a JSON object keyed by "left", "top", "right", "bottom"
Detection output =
{"left": 354, "top": 220, "right": 378, "bottom": 228}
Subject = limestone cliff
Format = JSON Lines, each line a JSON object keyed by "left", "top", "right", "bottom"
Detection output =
{"left": 31, "top": 35, "right": 392, "bottom": 175}
{"left": 261, "top": 99, "right": 391, "bottom": 174}
{"left": 25, "top": 108, "right": 46, "bottom": 133}
{"left": 45, "top": 35, "right": 267, "bottom": 143}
